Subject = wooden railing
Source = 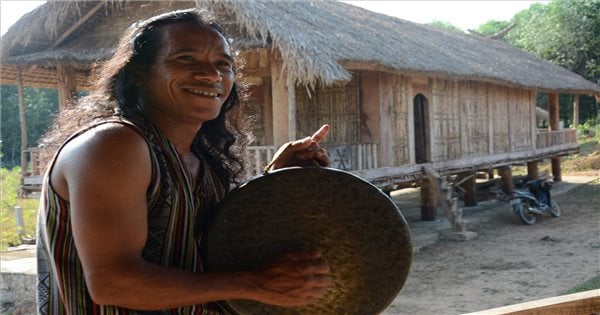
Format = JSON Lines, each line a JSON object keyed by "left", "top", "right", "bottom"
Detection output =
{"left": 23, "top": 143, "right": 380, "bottom": 189}
{"left": 327, "top": 143, "right": 379, "bottom": 171}
{"left": 22, "top": 148, "right": 45, "bottom": 189}
{"left": 245, "top": 145, "right": 278, "bottom": 178}
{"left": 536, "top": 129, "right": 578, "bottom": 149}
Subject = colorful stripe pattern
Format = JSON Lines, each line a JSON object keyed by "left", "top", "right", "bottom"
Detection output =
{"left": 37, "top": 120, "right": 230, "bottom": 314}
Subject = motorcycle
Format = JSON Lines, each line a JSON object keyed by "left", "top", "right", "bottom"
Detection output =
{"left": 511, "top": 177, "right": 560, "bottom": 225}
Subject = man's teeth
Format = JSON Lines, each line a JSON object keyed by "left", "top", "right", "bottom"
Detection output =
{"left": 187, "top": 89, "right": 218, "bottom": 97}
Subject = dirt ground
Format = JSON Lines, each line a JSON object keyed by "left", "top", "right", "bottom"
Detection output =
{"left": 2, "top": 175, "right": 598, "bottom": 315}
{"left": 382, "top": 175, "right": 600, "bottom": 314}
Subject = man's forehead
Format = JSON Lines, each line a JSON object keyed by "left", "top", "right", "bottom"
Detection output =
{"left": 159, "top": 22, "right": 226, "bottom": 42}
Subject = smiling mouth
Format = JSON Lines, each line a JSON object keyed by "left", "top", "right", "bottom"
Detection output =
{"left": 185, "top": 88, "right": 220, "bottom": 97}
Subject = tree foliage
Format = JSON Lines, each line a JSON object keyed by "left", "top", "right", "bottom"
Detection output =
{"left": 427, "top": 20, "right": 464, "bottom": 33}
{"left": 476, "top": 0, "right": 599, "bottom": 125}
{"left": 1, "top": 85, "right": 59, "bottom": 169}
{"left": 506, "top": 0, "right": 600, "bottom": 83}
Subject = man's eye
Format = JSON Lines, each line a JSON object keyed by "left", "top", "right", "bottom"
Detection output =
{"left": 176, "top": 55, "right": 195, "bottom": 63}
{"left": 216, "top": 61, "right": 232, "bottom": 69}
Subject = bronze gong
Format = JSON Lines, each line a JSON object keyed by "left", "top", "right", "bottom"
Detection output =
{"left": 202, "top": 167, "right": 412, "bottom": 315}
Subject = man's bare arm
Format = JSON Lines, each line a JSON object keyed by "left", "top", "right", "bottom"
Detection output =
{"left": 50, "top": 123, "right": 330, "bottom": 310}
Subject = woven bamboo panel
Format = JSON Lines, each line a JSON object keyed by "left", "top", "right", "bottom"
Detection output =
{"left": 489, "top": 84, "right": 510, "bottom": 153}
{"left": 202, "top": 167, "right": 412, "bottom": 315}
{"left": 242, "top": 98, "right": 266, "bottom": 145}
{"left": 391, "top": 74, "right": 410, "bottom": 165}
{"left": 295, "top": 75, "right": 360, "bottom": 145}
{"left": 432, "top": 78, "right": 461, "bottom": 160}
{"left": 459, "top": 81, "right": 489, "bottom": 156}
{"left": 509, "top": 88, "right": 533, "bottom": 151}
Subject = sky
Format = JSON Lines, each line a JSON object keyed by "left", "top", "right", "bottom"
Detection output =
{"left": 0, "top": 0, "right": 546, "bottom": 37}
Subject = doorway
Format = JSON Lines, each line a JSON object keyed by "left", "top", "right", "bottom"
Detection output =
{"left": 413, "top": 94, "right": 429, "bottom": 163}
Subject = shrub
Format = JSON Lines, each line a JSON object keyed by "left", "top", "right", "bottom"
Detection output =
{"left": 1, "top": 167, "right": 39, "bottom": 250}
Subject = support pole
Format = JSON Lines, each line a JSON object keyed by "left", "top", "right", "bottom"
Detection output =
{"left": 420, "top": 178, "right": 437, "bottom": 221}
{"left": 551, "top": 157, "right": 562, "bottom": 182}
{"left": 527, "top": 161, "right": 539, "bottom": 181}
{"left": 549, "top": 93, "right": 562, "bottom": 182}
{"left": 57, "top": 65, "right": 77, "bottom": 110}
{"left": 461, "top": 172, "right": 477, "bottom": 207}
{"left": 572, "top": 94, "right": 579, "bottom": 129}
{"left": 16, "top": 68, "right": 28, "bottom": 194}
{"left": 498, "top": 166, "right": 514, "bottom": 195}
{"left": 271, "top": 53, "right": 290, "bottom": 146}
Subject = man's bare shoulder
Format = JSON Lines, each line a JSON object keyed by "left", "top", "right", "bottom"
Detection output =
{"left": 52, "top": 122, "right": 152, "bottom": 199}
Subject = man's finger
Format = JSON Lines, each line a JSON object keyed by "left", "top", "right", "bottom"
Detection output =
{"left": 310, "top": 124, "right": 330, "bottom": 143}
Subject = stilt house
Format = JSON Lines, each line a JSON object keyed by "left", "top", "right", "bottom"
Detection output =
{"left": 2, "top": 1, "right": 599, "bottom": 219}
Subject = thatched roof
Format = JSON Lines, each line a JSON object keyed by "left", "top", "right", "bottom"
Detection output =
{"left": 1, "top": 0, "right": 599, "bottom": 94}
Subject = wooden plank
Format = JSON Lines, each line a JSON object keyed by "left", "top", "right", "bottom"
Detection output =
{"left": 50, "top": 2, "right": 105, "bottom": 49}
{"left": 463, "top": 290, "right": 600, "bottom": 315}
{"left": 16, "top": 68, "right": 28, "bottom": 190}
{"left": 270, "top": 52, "right": 290, "bottom": 146}
{"left": 573, "top": 94, "right": 580, "bottom": 128}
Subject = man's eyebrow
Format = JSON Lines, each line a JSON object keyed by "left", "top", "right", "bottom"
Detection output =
{"left": 171, "top": 49, "right": 233, "bottom": 61}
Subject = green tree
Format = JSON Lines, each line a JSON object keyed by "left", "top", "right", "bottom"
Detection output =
{"left": 497, "top": 0, "right": 599, "bottom": 125}
{"left": 427, "top": 20, "right": 464, "bottom": 33}
{"left": 506, "top": 0, "right": 600, "bottom": 83}
{"left": 475, "top": 20, "right": 511, "bottom": 36}
{"left": 0, "top": 85, "right": 59, "bottom": 168}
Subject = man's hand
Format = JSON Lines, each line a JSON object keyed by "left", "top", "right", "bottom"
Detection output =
{"left": 265, "top": 124, "right": 332, "bottom": 172}
{"left": 249, "top": 250, "right": 332, "bottom": 306}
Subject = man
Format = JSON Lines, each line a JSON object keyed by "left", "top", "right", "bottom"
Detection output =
{"left": 37, "top": 9, "right": 331, "bottom": 314}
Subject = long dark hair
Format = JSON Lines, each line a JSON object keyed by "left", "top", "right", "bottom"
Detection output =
{"left": 41, "top": 9, "right": 248, "bottom": 189}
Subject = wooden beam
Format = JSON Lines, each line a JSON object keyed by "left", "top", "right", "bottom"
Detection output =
{"left": 549, "top": 92, "right": 560, "bottom": 131}
{"left": 25, "top": 2, "right": 105, "bottom": 73}
{"left": 551, "top": 157, "right": 562, "bottom": 182}
{"left": 548, "top": 93, "right": 561, "bottom": 182}
{"left": 572, "top": 94, "right": 580, "bottom": 129}
{"left": 271, "top": 53, "right": 290, "bottom": 146}
{"left": 50, "top": 2, "right": 104, "bottom": 49}
{"left": 461, "top": 172, "right": 477, "bottom": 207}
{"left": 497, "top": 166, "right": 514, "bottom": 195}
{"left": 527, "top": 161, "right": 539, "bottom": 181}
{"left": 419, "top": 180, "right": 437, "bottom": 221}
{"left": 57, "top": 65, "right": 77, "bottom": 110}
{"left": 463, "top": 289, "right": 600, "bottom": 315}
{"left": 287, "top": 76, "right": 297, "bottom": 141}
{"left": 16, "top": 68, "right": 28, "bottom": 192}
{"left": 262, "top": 77, "right": 274, "bottom": 145}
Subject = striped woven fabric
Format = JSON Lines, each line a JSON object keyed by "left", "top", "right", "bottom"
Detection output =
{"left": 37, "top": 119, "right": 230, "bottom": 314}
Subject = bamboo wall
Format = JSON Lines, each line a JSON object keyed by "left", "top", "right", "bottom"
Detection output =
{"left": 509, "top": 88, "right": 534, "bottom": 151}
{"left": 421, "top": 78, "right": 534, "bottom": 163}
{"left": 431, "top": 78, "right": 461, "bottom": 160}
{"left": 390, "top": 74, "right": 411, "bottom": 165}
{"left": 295, "top": 75, "right": 360, "bottom": 145}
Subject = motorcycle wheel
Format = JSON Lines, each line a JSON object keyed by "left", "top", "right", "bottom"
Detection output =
{"left": 549, "top": 200, "right": 561, "bottom": 217}
{"left": 517, "top": 202, "right": 537, "bottom": 225}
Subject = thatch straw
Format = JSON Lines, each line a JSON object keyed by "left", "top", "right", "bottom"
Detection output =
{"left": 1, "top": 0, "right": 598, "bottom": 94}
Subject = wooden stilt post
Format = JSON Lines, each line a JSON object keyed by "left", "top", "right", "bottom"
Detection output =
{"left": 462, "top": 172, "right": 477, "bottom": 207}
{"left": 420, "top": 178, "right": 437, "bottom": 221}
{"left": 487, "top": 168, "right": 494, "bottom": 179}
{"left": 271, "top": 52, "right": 291, "bottom": 146}
{"left": 527, "top": 161, "right": 539, "bottom": 181}
{"left": 16, "top": 68, "right": 28, "bottom": 195}
{"left": 549, "top": 93, "right": 562, "bottom": 182}
{"left": 551, "top": 157, "right": 562, "bottom": 182}
{"left": 57, "top": 65, "right": 77, "bottom": 110}
{"left": 498, "top": 166, "right": 514, "bottom": 195}
{"left": 572, "top": 94, "right": 579, "bottom": 129}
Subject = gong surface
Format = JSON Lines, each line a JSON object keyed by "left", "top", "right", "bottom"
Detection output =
{"left": 202, "top": 167, "right": 412, "bottom": 315}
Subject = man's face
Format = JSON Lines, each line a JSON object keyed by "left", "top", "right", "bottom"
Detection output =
{"left": 141, "top": 21, "right": 235, "bottom": 126}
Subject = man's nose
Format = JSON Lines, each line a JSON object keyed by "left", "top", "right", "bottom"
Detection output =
{"left": 192, "top": 63, "right": 221, "bottom": 82}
